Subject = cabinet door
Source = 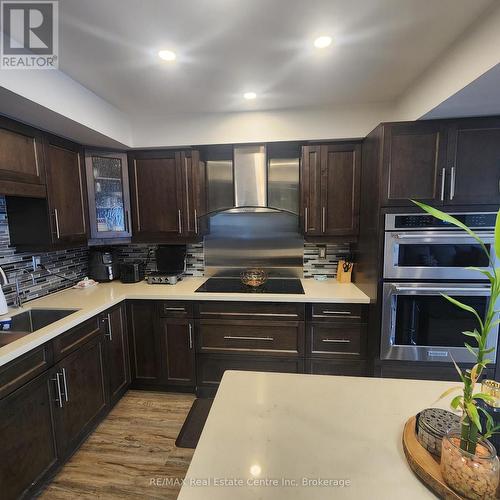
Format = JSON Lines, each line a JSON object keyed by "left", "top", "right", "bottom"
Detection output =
{"left": 160, "top": 318, "right": 195, "bottom": 386}
{"left": 127, "top": 301, "right": 163, "bottom": 385}
{"left": 85, "top": 150, "right": 132, "bottom": 239}
{"left": 128, "top": 152, "right": 183, "bottom": 241}
{"left": 180, "top": 150, "right": 205, "bottom": 237}
{"left": 446, "top": 119, "right": 500, "bottom": 205}
{"left": 0, "top": 117, "right": 45, "bottom": 194}
{"left": 301, "top": 145, "right": 322, "bottom": 235}
{"left": 102, "top": 304, "right": 130, "bottom": 405}
{"left": 321, "top": 143, "right": 361, "bottom": 236}
{"left": 52, "top": 335, "right": 107, "bottom": 458}
{"left": 0, "top": 372, "right": 58, "bottom": 500}
{"left": 382, "top": 122, "right": 447, "bottom": 206}
{"left": 44, "top": 136, "right": 88, "bottom": 245}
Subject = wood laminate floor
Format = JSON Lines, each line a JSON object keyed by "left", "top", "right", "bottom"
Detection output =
{"left": 40, "top": 391, "right": 196, "bottom": 500}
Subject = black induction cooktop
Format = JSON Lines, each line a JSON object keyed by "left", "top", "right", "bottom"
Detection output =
{"left": 195, "top": 278, "right": 304, "bottom": 294}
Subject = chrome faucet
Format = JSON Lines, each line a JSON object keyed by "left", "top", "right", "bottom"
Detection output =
{"left": 13, "top": 268, "right": 36, "bottom": 309}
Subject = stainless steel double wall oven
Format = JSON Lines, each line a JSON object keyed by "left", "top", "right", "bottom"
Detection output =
{"left": 380, "top": 212, "right": 498, "bottom": 363}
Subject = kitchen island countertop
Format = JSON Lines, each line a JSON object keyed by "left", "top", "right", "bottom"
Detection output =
{"left": 0, "top": 277, "right": 369, "bottom": 367}
{"left": 179, "top": 370, "right": 451, "bottom": 500}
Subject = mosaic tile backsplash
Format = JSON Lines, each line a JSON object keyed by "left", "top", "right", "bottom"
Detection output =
{"left": 116, "top": 243, "right": 205, "bottom": 276}
{"left": 117, "top": 242, "right": 350, "bottom": 279}
{"left": 0, "top": 196, "right": 89, "bottom": 307}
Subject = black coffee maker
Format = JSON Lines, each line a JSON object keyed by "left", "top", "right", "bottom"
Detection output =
{"left": 88, "top": 248, "right": 120, "bottom": 282}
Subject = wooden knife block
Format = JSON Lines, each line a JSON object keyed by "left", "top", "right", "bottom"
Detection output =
{"left": 337, "top": 260, "right": 353, "bottom": 283}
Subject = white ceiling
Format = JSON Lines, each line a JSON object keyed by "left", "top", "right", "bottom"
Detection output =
{"left": 58, "top": 0, "right": 494, "bottom": 117}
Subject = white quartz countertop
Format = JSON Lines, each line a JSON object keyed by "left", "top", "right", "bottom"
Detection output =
{"left": 0, "top": 277, "right": 369, "bottom": 367}
{"left": 179, "top": 371, "right": 454, "bottom": 500}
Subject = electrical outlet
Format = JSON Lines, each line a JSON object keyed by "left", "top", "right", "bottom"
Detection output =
{"left": 32, "top": 256, "right": 41, "bottom": 270}
{"left": 318, "top": 245, "right": 327, "bottom": 260}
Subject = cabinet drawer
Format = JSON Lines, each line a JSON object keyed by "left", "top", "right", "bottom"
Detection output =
{"left": 306, "top": 358, "right": 368, "bottom": 377}
{"left": 158, "top": 301, "right": 193, "bottom": 318}
{"left": 197, "top": 301, "right": 304, "bottom": 321}
{"left": 311, "top": 303, "right": 366, "bottom": 322}
{"left": 52, "top": 317, "right": 102, "bottom": 362}
{"left": 196, "top": 354, "right": 304, "bottom": 387}
{"left": 0, "top": 344, "right": 53, "bottom": 400}
{"left": 308, "top": 323, "right": 366, "bottom": 357}
{"left": 198, "top": 319, "right": 304, "bottom": 356}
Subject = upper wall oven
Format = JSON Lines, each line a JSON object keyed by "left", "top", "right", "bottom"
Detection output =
{"left": 383, "top": 213, "right": 497, "bottom": 281}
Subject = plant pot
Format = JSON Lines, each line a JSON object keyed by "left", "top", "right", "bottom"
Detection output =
{"left": 441, "top": 432, "right": 500, "bottom": 499}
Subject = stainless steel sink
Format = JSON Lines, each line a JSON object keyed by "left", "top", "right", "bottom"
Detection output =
{"left": 9, "top": 308, "right": 79, "bottom": 332}
{"left": 0, "top": 309, "right": 79, "bottom": 347}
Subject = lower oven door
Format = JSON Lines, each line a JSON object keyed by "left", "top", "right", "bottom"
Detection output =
{"left": 381, "top": 282, "right": 498, "bottom": 363}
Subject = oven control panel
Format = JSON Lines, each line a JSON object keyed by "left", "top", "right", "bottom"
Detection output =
{"left": 386, "top": 213, "right": 496, "bottom": 230}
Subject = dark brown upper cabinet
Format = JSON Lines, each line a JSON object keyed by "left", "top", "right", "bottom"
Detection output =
{"left": 5, "top": 135, "right": 88, "bottom": 250}
{"left": 445, "top": 118, "right": 500, "bottom": 206}
{"left": 128, "top": 149, "right": 205, "bottom": 242}
{"left": 301, "top": 143, "right": 361, "bottom": 238}
{"left": 322, "top": 143, "right": 361, "bottom": 236}
{"left": 44, "top": 136, "right": 88, "bottom": 246}
{"left": 381, "top": 121, "right": 448, "bottom": 206}
{"left": 0, "top": 116, "right": 46, "bottom": 198}
{"left": 85, "top": 150, "right": 132, "bottom": 242}
{"left": 301, "top": 145, "right": 322, "bottom": 235}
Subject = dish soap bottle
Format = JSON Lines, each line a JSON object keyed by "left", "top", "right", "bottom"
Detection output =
{"left": 0, "top": 266, "right": 9, "bottom": 315}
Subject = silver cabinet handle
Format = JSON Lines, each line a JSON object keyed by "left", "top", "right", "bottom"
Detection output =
{"left": 52, "top": 372, "right": 63, "bottom": 408}
{"left": 178, "top": 209, "right": 182, "bottom": 234}
{"left": 321, "top": 310, "right": 352, "bottom": 315}
{"left": 450, "top": 166, "right": 456, "bottom": 200}
{"left": 164, "top": 306, "right": 186, "bottom": 311}
{"left": 202, "top": 312, "right": 298, "bottom": 318}
{"left": 223, "top": 335, "right": 274, "bottom": 341}
{"left": 61, "top": 368, "right": 69, "bottom": 402}
{"left": 188, "top": 323, "right": 193, "bottom": 349}
{"left": 322, "top": 339, "right": 351, "bottom": 344}
{"left": 125, "top": 210, "right": 130, "bottom": 233}
{"left": 322, "top": 207, "right": 326, "bottom": 233}
{"left": 194, "top": 209, "right": 198, "bottom": 234}
{"left": 304, "top": 207, "right": 308, "bottom": 233}
{"left": 53, "top": 209, "right": 60, "bottom": 239}
{"left": 440, "top": 168, "right": 446, "bottom": 201}
{"left": 103, "top": 314, "right": 112, "bottom": 341}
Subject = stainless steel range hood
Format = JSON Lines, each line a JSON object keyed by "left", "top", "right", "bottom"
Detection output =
{"left": 205, "top": 144, "right": 299, "bottom": 214}
{"left": 233, "top": 145, "right": 267, "bottom": 208}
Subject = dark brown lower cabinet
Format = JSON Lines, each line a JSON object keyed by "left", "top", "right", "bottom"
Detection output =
{"left": 197, "top": 354, "right": 304, "bottom": 389}
{"left": 306, "top": 358, "right": 368, "bottom": 377}
{"left": 159, "top": 317, "right": 196, "bottom": 387}
{"left": 52, "top": 335, "right": 107, "bottom": 458}
{"left": 102, "top": 304, "right": 131, "bottom": 405}
{"left": 127, "top": 301, "right": 163, "bottom": 386}
{"left": 0, "top": 372, "right": 58, "bottom": 500}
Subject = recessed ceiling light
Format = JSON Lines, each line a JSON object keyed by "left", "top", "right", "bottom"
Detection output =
{"left": 313, "top": 36, "right": 332, "bottom": 49}
{"left": 243, "top": 92, "right": 257, "bottom": 100}
{"left": 158, "top": 49, "right": 176, "bottom": 62}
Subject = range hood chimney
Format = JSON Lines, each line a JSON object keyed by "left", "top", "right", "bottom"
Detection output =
{"left": 233, "top": 145, "right": 267, "bottom": 208}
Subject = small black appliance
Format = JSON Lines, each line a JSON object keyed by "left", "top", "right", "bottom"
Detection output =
{"left": 88, "top": 248, "right": 120, "bottom": 282}
{"left": 147, "top": 245, "right": 187, "bottom": 285}
{"left": 120, "top": 262, "right": 146, "bottom": 283}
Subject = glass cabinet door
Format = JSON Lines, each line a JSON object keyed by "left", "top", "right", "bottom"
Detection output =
{"left": 85, "top": 151, "right": 131, "bottom": 239}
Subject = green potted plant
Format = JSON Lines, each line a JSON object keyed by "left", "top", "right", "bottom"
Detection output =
{"left": 414, "top": 201, "right": 500, "bottom": 499}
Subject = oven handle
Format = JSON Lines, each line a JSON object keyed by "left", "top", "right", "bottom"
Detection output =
{"left": 391, "top": 232, "right": 494, "bottom": 240}
{"left": 392, "top": 285, "right": 490, "bottom": 293}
